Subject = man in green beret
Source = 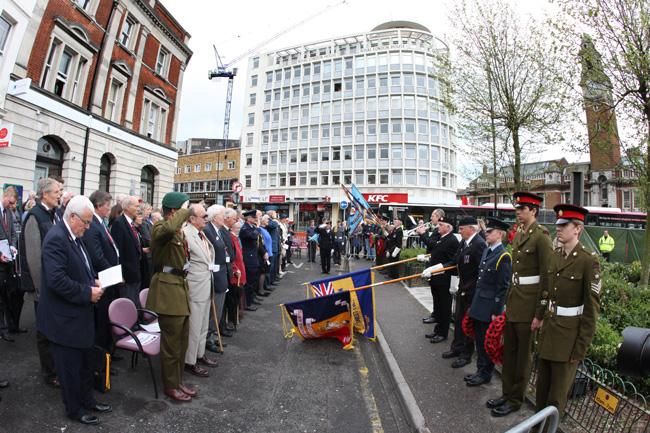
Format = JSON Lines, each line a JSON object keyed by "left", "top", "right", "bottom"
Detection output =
{"left": 146, "top": 192, "right": 196, "bottom": 402}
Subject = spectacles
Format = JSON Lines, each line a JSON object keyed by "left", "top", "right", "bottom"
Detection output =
{"left": 74, "top": 213, "right": 92, "bottom": 226}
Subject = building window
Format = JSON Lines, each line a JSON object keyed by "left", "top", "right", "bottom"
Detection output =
{"left": 105, "top": 79, "right": 124, "bottom": 122}
{"left": 249, "top": 93, "right": 256, "bottom": 106}
{"left": 194, "top": 164, "right": 201, "bottom": 172}
{"left": 41, "top": 38, "right": 89, "bottom": 105}
{"left": 246, "top": 154, "right": 252, "bottom": 166}
{"left": 248, "top": 113, "right": 255, "bottom": 126}
{"left": 205, "top": 162, "right": 212, "bottom": 171}
{"left": 252, "top": 57, "right": 259, "bottom": 68}
{"left": 247, "top": 133, "right": 254, "bottom": 146}
{"left": 75, "top": 0, "right": 92, "bottom": 11}
{"left": 228, "top": 161, "right": 235, "bottom": 170}
{"left": 245, "top": 175, "right": 252, "bottom": 188}
{"left": 99, "top": 154, "right": 112, "bottom": 193}
{"left": 140, "top": 166, "right": 156, "bottom": 205}
{"left": 155, "top": 46, "right": 169, "bottom": 77}
{"left": 0, "top": 16, "right": 12, "bottom": 55}
{"left": 184, "top": 165, "right": 190, "bottom": 173}
{"left": 251, "top": 75, "right": 258, "bottom": 87}
{"left": 176, "top": 167, "right": 181, "bottom": 175}
{"left": 142, "top": 98, "right": 168, "bottom": 141}
{"left": 120, "top": 15, "right": 137, "bottom": 49}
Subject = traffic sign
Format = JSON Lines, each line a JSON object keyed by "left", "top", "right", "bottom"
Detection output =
{"left": 340, "top": 200, "right": 348, "bottom": 210}
{"left": 232, "top": 181, "right": 243, "bottom": 193}
{"left": 231, "top": 193, "right": 240, "bottom": 204}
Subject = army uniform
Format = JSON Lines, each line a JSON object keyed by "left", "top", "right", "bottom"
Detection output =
{"left": 536, "top": 207, "right": 600, "bottom": 415}
{"left": 146, "top": 203, "right": 191, "bottom": 392}
{"left": 493, "top": 192, "right": 554, "bottom": 416}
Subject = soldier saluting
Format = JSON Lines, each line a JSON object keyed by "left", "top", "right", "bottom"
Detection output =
{"left": 488, "top": 192, "right": 553, "bottom": 417}
{"left": 536, "top": 204, "right": 600, "bottom": 419}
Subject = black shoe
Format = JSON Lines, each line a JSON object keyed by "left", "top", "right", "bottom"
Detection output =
{"left": 467, "top": 376, "right": 491, "bottom": 387}
{"left": 452, "top": 358, "right": 471, "bottom": 369}
{"left": 430, "top": 335, "right": 447, "bottom": 344}
{"left": 251, "top": 299, "right": 262, "bottom": 305}
{"left": 76, "top": 414, "right": 100, "bottom": 425}
{"left": 424, "top": 333, "right": 437, "bottom": 339}
{"left": 258, "top": 292, "right": 270, "bottom": 297}
{"left": 486, "top": 397, "right": 507, "bottom": 409}
{"left": 0, "top": 380, "right": 8, "bottom": 388}
{"left": 422, "top": 317, "right": 436, "bottom": 324}
{"left": 90, "top": 403, "right": 112, "bottom": 413}
{"left": 225, "top": 323, "right": 235, "bottom": 331}
{"left": 491, "top": 402, "right": 519, "bottom": 417}
{"left": 0, "top": 332, "right": 15, "bottom": 342}
{"left": 464, "top": 373, "right": 478, "bottom": 382}
{"left": 441, "top": 350, "right": 460, "bottom": 359}
{"left": 221, "top": 329, "right": 233, "bottom": 338}
{"left": 244, "top": 306, "right": 258, "bottom": 311}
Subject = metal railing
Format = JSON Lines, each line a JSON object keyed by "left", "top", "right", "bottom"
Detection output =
{"left": 528, "top": 358, "right": 650, "bottom": 433}
{"left": 504, "top": 406, "right": 559, "bottom": 433}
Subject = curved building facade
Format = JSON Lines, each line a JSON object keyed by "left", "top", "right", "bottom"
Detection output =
{"left": 240, "top": 22, "right": 458, "bottom": 223}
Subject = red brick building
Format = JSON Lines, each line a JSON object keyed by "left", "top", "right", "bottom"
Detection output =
{"left": 1, "top": 0, "right": 191, "bottom": 206}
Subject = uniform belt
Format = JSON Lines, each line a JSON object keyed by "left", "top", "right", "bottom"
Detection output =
{"left": 162, "top": 266, "right": 187, "bottom": 277}
{"left": 552, "top": 304, "right": 584, "bottom": 317}
{"left": 512, "top": 275, "right": 540, "bottom": 285}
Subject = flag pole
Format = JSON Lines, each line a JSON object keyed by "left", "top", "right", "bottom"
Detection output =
{"left": 349, "top": 266, "right": 457, "bottom": 292}
{"left": 370, "top": 254, "right": 430, "bottom": 270}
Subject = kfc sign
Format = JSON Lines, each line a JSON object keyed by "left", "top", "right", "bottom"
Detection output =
{"left": 362, "top": 193, "right": 409, "bottom": 204}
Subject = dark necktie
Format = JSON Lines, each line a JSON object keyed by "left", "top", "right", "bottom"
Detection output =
{"left": 1, "top": 208, "right": 8, "bottom": 236}
{"left": 75, "top": 238, "right": 91, "bottom": 274}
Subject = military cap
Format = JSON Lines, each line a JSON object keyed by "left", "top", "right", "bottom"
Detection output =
{"left": 554, "top": 203, "right": 588, "bottom": 225}
{"left": 161, "top": 192, "right": 189, "bottom": 209}
{"left": 279, "top": 214, "right": 288, "bottom": 219}
{"left": 243, "top": 209, "right": 257, "bottom": 218}
{"left": 458, "top": 216, "right": 478, "bottom": 226}
{"left": 485, "top": 217, "right": 510, "bottom": 232}
{"left": 513, "top": 191, "right": 543, "bottom": 208}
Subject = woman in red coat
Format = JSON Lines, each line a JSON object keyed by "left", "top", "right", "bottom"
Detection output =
{"left": 230, "top": 221, "right": 247, "bottom": 319}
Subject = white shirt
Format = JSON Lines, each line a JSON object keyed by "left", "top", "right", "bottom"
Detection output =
{"left": 464, "top": 232, "right": 477, "bottom": 247}
{"left": 489, "top": 241, "right": 503, "bottom": 252}
{"left": 124, "top": 214, "right": 134, "bottom": 226}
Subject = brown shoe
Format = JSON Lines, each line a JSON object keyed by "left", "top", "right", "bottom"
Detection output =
{"left": 164, "top": 388, "right": 191, "bottom": 402}
{"left": 179, "top": 383, "right": 198, "bottom": 397}
{"left": 184, "top": 363, "right": 209, "bottom": 378}
{"left": 197, "top": 356, "right": 218, "bottom": 368}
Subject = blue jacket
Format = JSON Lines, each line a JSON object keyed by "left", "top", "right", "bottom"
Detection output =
{"left": 267, "top": 219, "right": 280, "bottom": 254}
{"left": 239, "top": 222, "right": 260, "bottom": 271}
{"left": 83, "top": 215, "right": 119, "bottom": 274}
{"left": 37, "top": 221, "right": 96, "bottom": 349}
{"left": 259, "top": 227, "right": 273, "bottom": 257}
{"left": 469, "top": 243, "right": 512, "bottom": 323}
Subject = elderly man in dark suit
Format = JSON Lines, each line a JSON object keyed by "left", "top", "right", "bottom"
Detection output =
{"left": 0, "top": 186, "right": 19, "bottom": 340}
{"left": 20, "top": 177, "right": 62, "bottom": 387}
{"left": 83, "top": 191, "right": 119, "bottom": 351}
{"left": 444, "top": 216, "right": 487, "bottom": 369}
{"left": 37, "top": 195, "right": 110, "bottom": 425}
{"left": 110, "top": 196, "right": 143, "bottom": 307}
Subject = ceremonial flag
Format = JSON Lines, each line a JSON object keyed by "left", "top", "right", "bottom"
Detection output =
{"left": 281, "top": 291, "right": 354, "bottom": 349}
{"left": 309, "top": 269, "right": 376, "bottom": 340}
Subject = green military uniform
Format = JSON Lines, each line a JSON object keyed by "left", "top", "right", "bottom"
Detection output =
{"left": 501, "top": 221, "right": 553, "bottom": 409}
{"left": 536, "top": 242, "right": 600, "bottom": 414}
{"left": 147, "top": 206, "right": 191, "bottom": 390}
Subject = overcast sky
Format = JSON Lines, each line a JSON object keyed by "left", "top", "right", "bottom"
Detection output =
{"left": 162, "top": 0, "right": 585, "bottom": 184}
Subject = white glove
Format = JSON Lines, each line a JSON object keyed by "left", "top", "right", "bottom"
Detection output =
{"left": 331, "top": 249, "right": 334, "bottom": 254}
{"left": 416, "top": 254, "right": 428, "bottom": 262}
{"left": 282, "top": 244, "right": 289, "bottom": 250}
{"left": 422, "top": 263, "right": 444, "bottom": 278}
{"left": 432, "top": 263, "right": 443, "bottom": 271}
{"left": 386, "top": 251, "right": 390, "bottom": 258}
{"left": 422, "top": 268, "right": 432, "bottom": 278}
{"left": 391, "top": 247, "right": 400, "bottom": 258}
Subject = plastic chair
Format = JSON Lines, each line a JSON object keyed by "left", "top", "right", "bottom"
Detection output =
{"left": 138, "top": 289, "right": 158, "bottom": 326}
{"left": 108, "top": 298, "right": 161, "bottom": 398}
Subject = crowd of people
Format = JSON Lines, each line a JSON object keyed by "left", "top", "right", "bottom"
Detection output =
{"left": 0, "top": 179, "right": 297, "bottom": 425}
{"left": 415, "top": 191, "right": 600, "bottom": 427}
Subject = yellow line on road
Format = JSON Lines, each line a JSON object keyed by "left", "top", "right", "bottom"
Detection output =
{"left": 355, "top": 346, "right": 384, "bottom": 433}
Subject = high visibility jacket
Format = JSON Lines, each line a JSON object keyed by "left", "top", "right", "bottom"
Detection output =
{"left": 598, "top": 235, "right": 615, "bottom": 253}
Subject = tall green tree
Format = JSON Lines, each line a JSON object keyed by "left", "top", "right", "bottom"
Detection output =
{"left": 446, "top": 0, "right": 574, "bottom": 190}
{"left": 554, "top": 0, "right": 650, "bottom": 286}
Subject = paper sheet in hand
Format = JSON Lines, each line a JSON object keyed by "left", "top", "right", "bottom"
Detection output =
{"left": 0, "top": 239, "right": 12, "bottom": 261}
{"left": 136, "top": 333, "right": 158, "bottom": 345}
{"left": 140, "top": 322, "right": 160, "bottom": 333}
{"left": 98, "top": 265, "right": 123, "bottom": 288}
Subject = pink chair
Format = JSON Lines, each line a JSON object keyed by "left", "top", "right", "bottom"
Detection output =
{"left": 108, "top": 298, "right": 161, "bottom": 398}
{"left": 138, "top": 289, "right": 158, "bottom": 325}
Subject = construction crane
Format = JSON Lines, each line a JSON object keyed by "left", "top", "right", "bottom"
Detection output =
{"left": 208, "top": 1, "right": 347, "bottom": 203}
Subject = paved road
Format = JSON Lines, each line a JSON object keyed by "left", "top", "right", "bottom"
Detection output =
{"left": 0, "top": 258, "right": 408, "bottom": 433}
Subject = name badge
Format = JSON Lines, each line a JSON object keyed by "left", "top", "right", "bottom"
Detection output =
{"left": 209, "top": 263, "right": 220, "bottom": 272}
{"left": 225, "top": 256, "right": 230, "bottom": 263}
{"left": 183, "top": 262, "right": 190, "bottom": 271}
{"left": 464, "top": 255, "right": 470, "bottom": 264}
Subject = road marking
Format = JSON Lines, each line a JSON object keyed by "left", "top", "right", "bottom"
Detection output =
{"left": 354, "top": 346, "right": 384, "bottom": 433}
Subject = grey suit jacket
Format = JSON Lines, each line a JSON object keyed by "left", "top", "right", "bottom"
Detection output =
{"left": 182, "top": 224, "right": 214, "bottom": 303}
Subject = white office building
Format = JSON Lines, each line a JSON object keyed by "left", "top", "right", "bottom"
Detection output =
{"left": 240, "top": 21, "right": 458, "bottom": 224}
